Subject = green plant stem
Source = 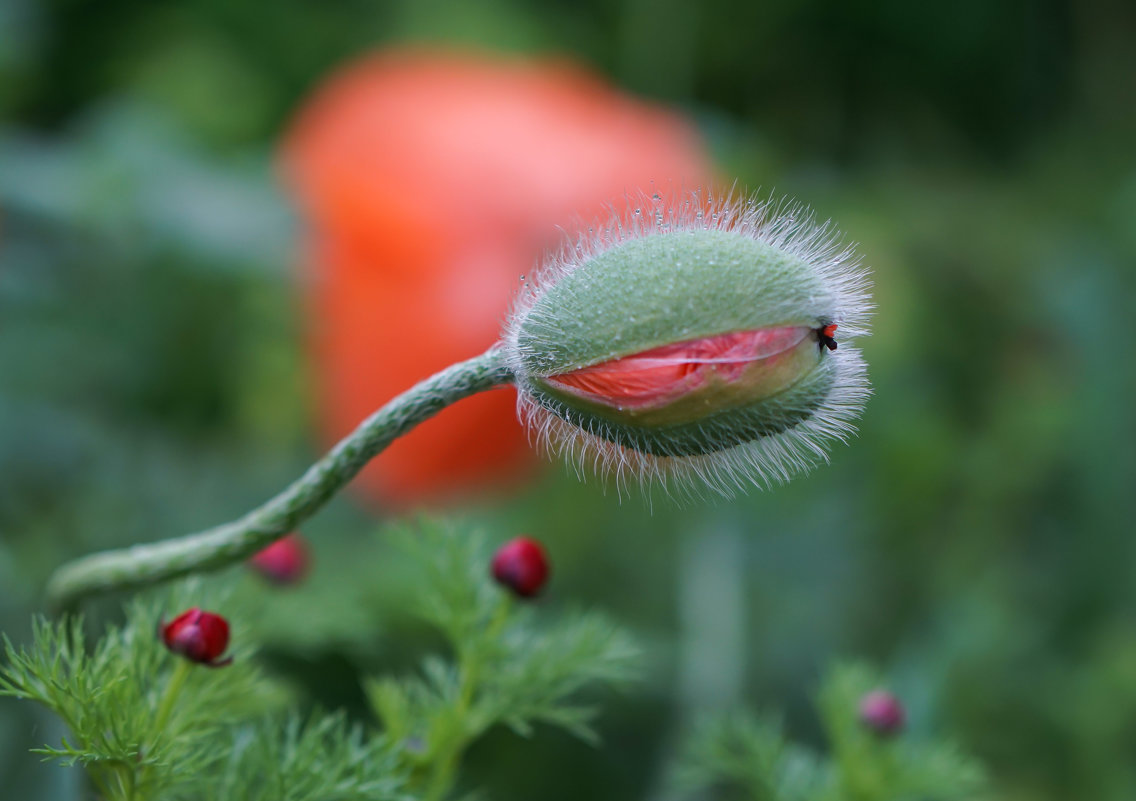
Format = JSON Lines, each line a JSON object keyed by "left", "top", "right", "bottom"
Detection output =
{"left": 119, "top": 765, "right": 137, "bottom": 801}
{"left": 424, "top": 744, "right": 460, "bottom": 801}
{"left": 95, "top": 764, "right": 133, "bottom": 801}
{"left": 120, "top": 658, "right": 193, "bottom": 801}
{"left": 153, "top": 659, "right": 192, "bottom": 736}
{"left": 424, "top": 596, "right": 512, "bottom": 801}
{"left": 45, "top": 347, "right": 513, "bottom": 613}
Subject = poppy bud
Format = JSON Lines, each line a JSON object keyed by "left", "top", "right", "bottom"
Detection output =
{"left": 504, "top": 192, "right": 871, "bottom": 496}
{"left": 491, "top": 537, "right": 550, "bottom": 598}
{"left": 160, "top": 608, "right": 232, "bottom": 667}
{"left": 858, "top": 689, "right": 905, "bottom": 736}
{"left": 249, "top": 533, "right": 310, "bottom": 585}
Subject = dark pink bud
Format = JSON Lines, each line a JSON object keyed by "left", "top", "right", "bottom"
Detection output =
{"left": 858, "top": 689, "right": 905, "bottom": 736}
{"left": 249, "top": 533, "right": 310, "bottom": 585}
{"left": 160, "top": 608, "right": 232, "bottom": 667}
{"left": 491, "top": 537, "right": 550, "bottom": 598}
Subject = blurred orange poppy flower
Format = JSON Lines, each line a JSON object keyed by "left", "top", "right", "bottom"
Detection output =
{"left": 280, "top": 49, "right": 713, "bottom": 508}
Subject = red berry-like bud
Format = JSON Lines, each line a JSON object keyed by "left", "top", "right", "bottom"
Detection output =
{"left": 249, "top": 533, "right": 310, "bottom": 585}
{"left": 160, "top": 608, "right": 232, "bottom": 667}
{"left": 858, "top": 689, "right": 905, "bottom": 736}
{"left": 491, "top": 537, "right": 550, "bottom": 598}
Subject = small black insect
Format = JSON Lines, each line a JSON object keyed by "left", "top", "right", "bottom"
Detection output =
{"left": 816, "top": 323, "right": 838, "bottom": 352}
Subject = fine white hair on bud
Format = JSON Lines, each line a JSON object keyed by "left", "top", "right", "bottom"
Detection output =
{"left": 502, "top": 189, "right": 872, "bottom": 499}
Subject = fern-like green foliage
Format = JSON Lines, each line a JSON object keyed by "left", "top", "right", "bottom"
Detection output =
{"left": 0, "top": 581, "right": 288, "bottom": 800}
{"left": 2, "top": 520, "right": 988, "bottom": 801}
{"left": 817, "top": 663, "right": 987, "bottom": 801}
{"left": 0, "top": 521, "right": 639, "bottom": 801}
{"left": 674, "top": 714, "right": 829, "bottom": 801}
{"left": 674, "top": 663, "right": 988, "bottom": 801}
{"left": 367, "top": 522, "right": 639, "bottom": 801}
{"left": 207, "top": 712, "right": 408, "bottom": 801}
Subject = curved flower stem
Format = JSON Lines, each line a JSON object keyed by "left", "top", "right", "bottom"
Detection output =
{"left": 46, "top": 347, "right": 514, "bottom": 613}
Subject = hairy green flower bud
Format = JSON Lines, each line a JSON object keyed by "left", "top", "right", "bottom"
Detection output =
{"left": 503, "top": 192, "right": 871, "bottom": 496}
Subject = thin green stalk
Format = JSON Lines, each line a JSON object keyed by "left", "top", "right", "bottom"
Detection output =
{"left": 93, "top": 764, "right": 131, "bottom": 801}
{"left": 423, "top": 596, "right": 512, "bottom": 801}
{"left": 114, "top": 659, "right": 193, "bottom": 801}
{"left": 152, "top": 659, "right": 192, "bottom": 736}
{"left": 46, "top": 347, "right": 513, "bottom": 613}
{"left": 424, "top": 745, "right": 461, "bottom": 801}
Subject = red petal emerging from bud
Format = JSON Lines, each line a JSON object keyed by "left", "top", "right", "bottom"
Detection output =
{"left": 542, "top": 326, "right": 816, "bottom": 425}
{"left": 249, "top": 533, "right": 311, "bottom": 585}
{"left": 491, "top": 537, "right": 550, "bottom": 598}
{"left": 161, "top": 608, "right": 232, "bottom": 667}
{"left": 858, "top": 689, "right": 905, "bottom": 736}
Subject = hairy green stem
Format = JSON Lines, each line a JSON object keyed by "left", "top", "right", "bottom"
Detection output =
{"left": 46, "top": 347, "right": 513, "bottom": 613}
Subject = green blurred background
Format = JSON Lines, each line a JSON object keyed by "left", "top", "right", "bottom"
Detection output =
{"left": 2, "top": 1, "right": 1135, "bottom": 799}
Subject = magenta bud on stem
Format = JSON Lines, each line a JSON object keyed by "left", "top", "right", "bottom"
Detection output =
{"left": 249, "top": 533, "right": 310, "bottom": 585}
{"left": 491, "top": 537, "right": 550, "bottom": 598}
{"left": 160, "top": 608, "right": 233, "bottom": 667}
{"left": 858, "top": 689, "right": 905, "bottom": 736}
